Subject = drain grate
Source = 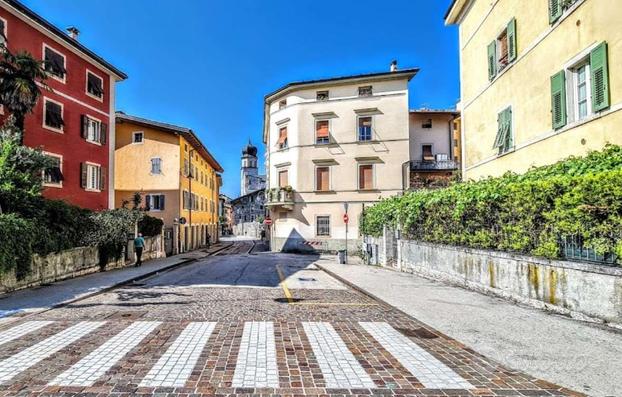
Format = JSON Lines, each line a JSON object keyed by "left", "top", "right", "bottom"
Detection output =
{"left": 273, "top": 297, "right": 304, "bottom": 303}
{"left": 396, "top": 327, "right": 439, "bottom": 339}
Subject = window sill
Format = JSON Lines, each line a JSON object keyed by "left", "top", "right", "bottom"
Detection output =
{"left": 86, "top": 139, "right": 102, "bottom": 146}
{"left": 46, "top": 73, "right": 66, "bottom": 84}
{"left": 86, "top": 92, "right": 104, "bottom": 102}
{"left": 314, "top": 142, "right": 333, "bottom": 147}
{"left": 358, "top": 189, "right": 380, "bottom": 193}
{"left": 43, "top": 183, "right": 62, "bottom": 189}
{"left": 314, "top": 190, "right": 336, "bottom": 194}
{"left": 496, "top": 147, "right": 516, "bottom": 158}
{"left": 276, "top": 147, "right": 290, "bottom": 152}
{"left": 85, "top": 188, "right": 101, "bottom": 193}
{"left": 356, "top": 140, "right": 378, "bottom": 145}
{"left": 315, "top": 235, "right": 331, "bottom": 238}
{"left": 43, "top": 125, "right": 64, "bottom": 134}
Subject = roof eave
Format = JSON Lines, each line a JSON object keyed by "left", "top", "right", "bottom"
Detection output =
{"left": 444, "top": 0, "right": 468, "bottom": 25}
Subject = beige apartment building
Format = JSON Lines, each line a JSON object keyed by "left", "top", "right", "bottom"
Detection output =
{"left": 446, "top": 0, "right": 621, "bottom": 179}
{"left": 263, "top": 66, "right": 418, "bottom": 253}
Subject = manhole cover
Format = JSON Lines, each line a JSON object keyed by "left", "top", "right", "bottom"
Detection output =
{"left": 396, "top": 327, "right": 439, "bottom": 339}
{"left": 273, "top": 297, "right": 304, "bottom": 303}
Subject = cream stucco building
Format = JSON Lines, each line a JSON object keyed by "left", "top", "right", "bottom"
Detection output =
{"left": 263, "top": 67, "right": 418, "bottom": 253}
{"left": 446, "top": 0, "right": 621, "bottom": 179}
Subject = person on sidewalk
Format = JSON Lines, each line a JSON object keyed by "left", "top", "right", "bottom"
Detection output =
{"left": 134, "top": 233, "right": 145, "bottom": 267}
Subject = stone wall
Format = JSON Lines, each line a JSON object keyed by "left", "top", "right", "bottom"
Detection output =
{"left": 0, "top": 235, "right": 164, "bottom": 295}
{"left": 365, "top": 234, "right": 622, "bottom": 327}
{"left": 233, "top": 222, "right": 264, "bottom": 239}
{"left": 272, "top": 236, "right": 361, "bottom": 254}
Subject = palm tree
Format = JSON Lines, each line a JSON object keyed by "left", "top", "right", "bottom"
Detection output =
{"left": 0, "top": 42, "right": 48, "bottom": 144}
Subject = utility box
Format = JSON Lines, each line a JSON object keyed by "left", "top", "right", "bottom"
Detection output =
{"left": 337, "top": 250, "right": 346, "bottom": 264}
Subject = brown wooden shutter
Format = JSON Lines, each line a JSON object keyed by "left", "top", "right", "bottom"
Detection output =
{"left": 99, "top": 167, "right": 106, "bottom": 190}
{"left": 316, "top": 167, "right": 329, "bottom": 191}
{"left": 277, "top": 126, "right": 288, "bottom": 145}
{"left": 100, "top": 123, "right": 108, "bottom": 144}
{"left": 359, "top": 165, "right": 373, "bottom": 190}
{"left": 145, "top": 194, "right": 151, "bottom": 210}
{"left": 316, "top": 120, "right": 329, "bottom": 138}
{"left": 80, "top": 163, "right": 87, "bottom": 188}
{"left": 81, "top": 115, "right": 88, "bottom": 139}
{"left": 422, "top": 145, "right": 434, "bottom": 160}
{"left": 279, "top": 170, "right": 288, "bottom": 187}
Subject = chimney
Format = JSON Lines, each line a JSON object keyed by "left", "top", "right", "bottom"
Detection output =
{"left": 390, "top": 60, "right": 398, "bottom": 72}
{"left": 66, "top": 26, "right": 80, "bottom": 40}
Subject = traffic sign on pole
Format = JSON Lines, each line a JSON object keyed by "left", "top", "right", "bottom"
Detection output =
{"left": 343, "top": 214, "right": 349, "bottom": 224}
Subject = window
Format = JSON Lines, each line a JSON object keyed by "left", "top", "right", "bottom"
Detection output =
{"left": 43, "top": 99, "right": 64, "bottom": 131}
{"left": 315, "top": 120, "right": 330, "bottom": 144}
{"left": 422, "top": 119, "right": 432, "bottom": 128}
{"left": 183, "top": 159, "right": 189, "bottom": 176}
{"left": 81, "top": 115, "right": 106, "bottom": 144}
{"left": 493, "top": 107, "right": 513, "bottom": 154}
{"left": 359, "top": 164, "right": 374, "bottom": 190}
{"left": 358, "top": 86, "right": 373, "bottom": 97}
{"left": 277, "top": 126, "right": 288, "bottom": 149}
{"left": 0, "top": 17, "right": 7, "bottom": 47}
{"left": 81, "top": 163, "right": 103, "bottom": 191}
{"left": 145, "top": 194, "right": 165, "bottom": 211}
{"left": 278, "top": 169, "right": 288, "bottom": 188}
{"left": 487, "top": 18, "right": 516, "bottom": 81}
{"left": 358, "top": 116, "right": 372, "bottom": 141}
{"left": 316, "top": 216, "right": 330, "bottom": 237}
{"left": 86, "top": 71, "right": 104, "bottom": 99}
{"left": 551, "top": 42, "right": 610, "bottom": 130}
{"left": 422, "top": 144, "right": 434, "bottom": 161}
{"left": 151, "top": 158, "right": 162, "bottom": 174}
{"left": 316, "top": 90, "right": 329, "bottom": 101}
{"left": 279, "top": 99, "right": 287, "bottom": 109}
{"left": 549, "top": 0, "right": 579, "bottom": 24}
{"left": 43, "top": 45, "right": 66, "bottom": 81}
{"left": 316, "top": 166, "right": 330, "bottom": 191}
{"left": 132, "top": 131, "right": 144, "bottom": 143}
{"left": 43, "top": 154, "right": 63, "bottom": 187}
{"left": 183, "top": 191, "right": 190, "bottom": 209}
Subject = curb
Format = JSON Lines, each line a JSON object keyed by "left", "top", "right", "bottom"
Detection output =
{"left": 3, "top": 244, "right": 234, "bottom": 324}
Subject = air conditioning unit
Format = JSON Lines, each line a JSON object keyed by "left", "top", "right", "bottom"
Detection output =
{"left": 435, "top": 153, "right": 449, "bottom": 161}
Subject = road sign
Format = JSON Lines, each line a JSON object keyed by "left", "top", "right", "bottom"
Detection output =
{"left": 264, "top": 218, "right": 272, "bottom": 225}
{"left": 343, "top": 214, "right": 349, "bottom": 223}
{"left": 179, "top": 217, "right": 187, "bottom": 225}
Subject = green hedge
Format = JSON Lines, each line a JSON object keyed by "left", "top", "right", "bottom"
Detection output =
{"left": 138, "top": 215, "right": 164, "bottom": 237}
{"left": 360, "top": 145, "right": 622, "bottom": 263}
{"left": 0, "top": 213, "right": 35, "bottom": 279}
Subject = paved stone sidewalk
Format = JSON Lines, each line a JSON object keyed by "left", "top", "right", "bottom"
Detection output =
{"left": 0, "top": 244, "right": 226, "bottom": 320}
{"left": 316, "top": 259, "right": 622, "bottom": 397}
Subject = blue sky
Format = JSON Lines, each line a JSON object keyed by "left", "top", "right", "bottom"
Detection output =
{"left": 23, "top": 0, "right": 459, "bottom": 198}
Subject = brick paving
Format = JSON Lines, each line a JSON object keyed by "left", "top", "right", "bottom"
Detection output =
{"left": 0, "top": 249, "right": 583, "bottom": 397}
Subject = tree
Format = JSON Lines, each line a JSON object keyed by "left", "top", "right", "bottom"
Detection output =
{"left": 0, "top": 43, "right": 48, "bottom": 143}
{"left": 0, "top": 120, "right": 53, "bottom": 214}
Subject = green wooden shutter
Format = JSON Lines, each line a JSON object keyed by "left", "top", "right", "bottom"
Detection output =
{"left": 80, "top": 163, "right": 87, "bottom": 188}
{"left": 590, "top": 41, "right": 610, "bottom": 112}
{"left": 507, "top": 18, "right": 517, "bottom": 62}
{"left": 493, "top": 110, "right": 506, "bottom": 149}
{"left": 550, "top": 70, "right": 567, "bottom": 129}
{"left": 549, "top": 0, "right": 562, "bottom": 24}
{"left": 504, "top": 107, "right": 513, "bottom": 151}
{"left": 487, "top": 41, "right": 497, "bottom": 81}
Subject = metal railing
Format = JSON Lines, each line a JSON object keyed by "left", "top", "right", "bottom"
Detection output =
{"left": 410, "top": 159, "right": 460, "bottom": 171}
{"left": 560, "top": 235, "right": 618, "bottom": 266}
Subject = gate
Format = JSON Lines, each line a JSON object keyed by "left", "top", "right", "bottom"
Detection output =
{"left": 164, "top": 227, "right": 173, "bottom": 256}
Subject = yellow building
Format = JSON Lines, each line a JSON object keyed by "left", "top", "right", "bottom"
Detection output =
{"left": 446, "top": 0, "right": 621, "bottom": 179}
{"left": 114, "top": 113, "right": 223, "bottom": 255}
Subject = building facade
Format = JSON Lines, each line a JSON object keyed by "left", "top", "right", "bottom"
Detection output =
{"left": 114, "top": 113, "right": 223, "bottom": 255}
{"left": 218, "top": 194, "right": 233, "bottom": 236}
{"left": 263, "top": 67, "right": 418, "bottom": 253}
{"left": 0, "top": 0, "right": 126, "bottom": 210}
{"left": 446, "top": 0, "right": 621, "bottom": 179}
{"left": 407, "top": 110, "right": 460, "bottom": 188}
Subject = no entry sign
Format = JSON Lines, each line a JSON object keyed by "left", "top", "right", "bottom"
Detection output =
{"left": 264, "top": 218, "right": 272, "bottom": 225}
{"left": 343, "top": 214, "right": 349, "bottom": 223}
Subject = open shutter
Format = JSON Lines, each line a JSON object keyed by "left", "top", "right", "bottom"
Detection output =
{"left": 590, "top": 42, "right": 610, "bottom": 112}
{"left": 550, "top": 70, "right": 567, "bottom": 129}
{"left": 493, "top": 110, "right": 508, "bottom": 149}
{"left": 549, "top": 0, "right": 562, "bottom": 24}
{"left": 507, "top": 18, "right": 517, "bottom": 62}
{"left": 145, "top": 194, "right": 151, "bottom": 211}
{"left": 100, "top": 123, "right": 108, "bottom": 145}
{"left": 505, "top": 108, "right": 513, "bottom": 150}
{"left": 80, "top": 163, "right": 87, "bottom": 188}
{"left": 81, "top": 115, "right": 88, "bottom": 139}
{"left": 99, "top": 167, "right": 106, "bottom": 190}
{"left": 487, "top": 41, "right": 497, "bottom": 81}
{"left": 160, "top": 195, "right": 165, "bottom": 210}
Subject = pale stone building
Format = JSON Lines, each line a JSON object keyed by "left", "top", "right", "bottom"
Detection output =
{"left": 263, "top": 66, "right": 418, "bottom": 253}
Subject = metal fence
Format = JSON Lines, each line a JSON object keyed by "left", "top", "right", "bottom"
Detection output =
{"left": 560, "top": 235, "right": 618, "bottom": 266}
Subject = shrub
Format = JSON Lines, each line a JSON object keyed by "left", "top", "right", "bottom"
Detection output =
{"left": 82, "top": 208, "right": 142, "bottom": 267}
{"left": 360, "top": 145, "right": 622, "bottom": 264}
{"left": 138, "top": 215, "right": 164, "bottom": 237}
{"left": 0, "top": 213, "right": 35, "bottom": 279}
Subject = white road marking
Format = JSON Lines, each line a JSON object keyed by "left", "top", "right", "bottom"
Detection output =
{"left": 302, "top": 322, "right": 375, "bottom": 389}
{"left": 360, "top": 322, "right": 472, "bottom": 389}
{"left": 140, "top": 322, "right": 216, "bottom": 387}
{"left": 232, "top": 321, "right": 279, "bottom": 388}
{"left": 0, "top": 321, "right": 105, "bottom": 384}
{"left": 0, "top": 321, "right": 54, "bottom": 347}
{"left": 50, "top": 321, "right": 161, "bottom": 386}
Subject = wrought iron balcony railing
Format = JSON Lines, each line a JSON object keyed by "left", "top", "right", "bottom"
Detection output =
{"left": 410, "top": 159, "right": 460, "bottom": 171}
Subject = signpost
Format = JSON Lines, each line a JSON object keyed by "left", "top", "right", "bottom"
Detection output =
{"left": 343, "top": 202, "right": 349, "bottom": 264}
{"left": 264, "top": 217, "right": 272, "bottom": 226}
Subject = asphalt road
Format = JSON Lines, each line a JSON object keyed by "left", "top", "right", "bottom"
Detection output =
{"left": 0, "top": 242, "right": 583, "bottom": 397}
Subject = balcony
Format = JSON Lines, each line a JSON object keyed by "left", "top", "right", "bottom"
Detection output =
{"left": 410, "top": 159, "right": 460, "bottom": 171}
{"left": 266, "top": 187, "right": 295, "bottom": 210}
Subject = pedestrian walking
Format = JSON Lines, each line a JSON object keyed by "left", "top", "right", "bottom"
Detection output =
{"left": 134, "top": 233, "right": 145, "bottom": 267}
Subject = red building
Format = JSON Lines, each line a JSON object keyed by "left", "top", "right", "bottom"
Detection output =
{"left": 0, "top": 0, "right": 127, "bottom": 210}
